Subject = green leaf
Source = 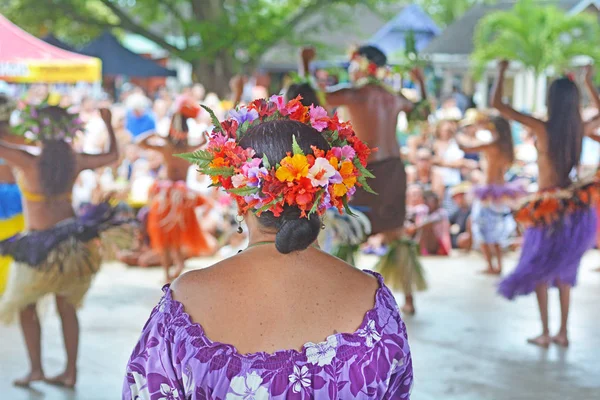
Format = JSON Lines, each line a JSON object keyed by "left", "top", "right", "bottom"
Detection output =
{"left": 342, "top": 196, "right": 356, "bottom": 217}
{"left": 175, "top": 150, "right": 213, "bottom": 167}
{"left": 309, "top": 190, "right": 324, "bottom": 216}
{"left": 228, "top": 186, "right": 261, "bottom": 196}
{"left": 358, "top": 176, "right": 377, "bottom": 195}
{"left": 292, "top": 135, "right": 304, "bottom": 156}
{"left": 262, "top": 155, "right": 271, "bottom": 169}
{"left": 204, "top": 166, "right": 235, "bottom": 177}
{"left": 353, "top": 158, "right": 375, "bottom": 179}
{"left": 201, "top": 105, "right": 223, "bottom": 134}
{"left": 256, "top": 195, "right": 284, "bottom": 215}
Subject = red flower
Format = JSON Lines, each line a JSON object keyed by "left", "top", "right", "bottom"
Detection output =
{"left": 367, "top": 63, "right": 378, "bottom": 75}
{"left": 284, "top": 177, "right": 315, "bottom": 210}
{"left": 220, "top": 119, "right": 239, "bottom": 139}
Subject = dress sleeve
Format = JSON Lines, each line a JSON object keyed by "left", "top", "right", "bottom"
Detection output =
{"left": 122, "top": 294, "right": 187, "bottom": 400}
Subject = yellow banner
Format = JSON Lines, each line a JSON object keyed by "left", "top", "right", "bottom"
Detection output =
{"left": 0, "top": 58, "right": 101, "bottom": 83}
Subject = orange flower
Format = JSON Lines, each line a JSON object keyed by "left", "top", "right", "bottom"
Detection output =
{"left": 210, "top": 157, "right": 228, "bottom": 168}
{"left": 275, "top": 154, "right": 309, "bottom": 182}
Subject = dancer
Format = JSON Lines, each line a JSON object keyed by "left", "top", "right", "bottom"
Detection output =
{"left": 493, "top": 60, "right": 600, "bottom": 348}
{"left": 0, "top": 103, "right": 123, "bottom": 387}
{"left": 124, "top": 96, "right": 413, "bottom": 399}
{"left": 302, "top": 45, "right": 429, "bottom": 313}
{"left": 0, "top": 95, "right": 24, "bottom": 295}
{"left": 137, "top": 98, "right": 214, "bottom": 282}
{"left": 458, "top": 116, "right": 522, "bottom": 275}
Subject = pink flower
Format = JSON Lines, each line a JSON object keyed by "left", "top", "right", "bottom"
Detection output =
{"left": 331, "top": 145, "right": 356, "bottom": 160}
{"left": 307, "top": 157, "right": 337, "bottom": 187}
{"left": 309, "top": 105, "right": 328, "bottom": 132}
{"left": 270, "top": 95, "right": 287, "bottom": 114}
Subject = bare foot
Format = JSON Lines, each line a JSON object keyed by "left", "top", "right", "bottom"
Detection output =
{"left": 479, "top": 268, "right": 497, "bottom": 275}
{"left": 401, "top": 304, "right": 415, "bottom": 316}
{"left": 45, "top": 371, "right": 76, "bottom": 389}
{"left": 527, "top": 334, "right": 551, "bottom": 349}
{"left": 13, "top": 370, "right": 45, "bottom": 387}
{"left": 551, "top": 334, "right": 570, "bottom": 348}
{"left": 492, "top": 269, "right": 502, "bottom": 276}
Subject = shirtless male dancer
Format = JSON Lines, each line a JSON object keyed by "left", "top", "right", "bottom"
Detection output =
{"left": 302, "top": 45, "right": 428, "bottom": 313}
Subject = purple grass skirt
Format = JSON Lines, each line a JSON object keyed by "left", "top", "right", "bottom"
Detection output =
{"left": 499, "top": 207, "right": 597, "bottom": 299}
{"left": 473, "top": 182, "right": 526, "bottom": 203}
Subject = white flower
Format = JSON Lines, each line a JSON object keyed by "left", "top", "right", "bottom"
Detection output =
{"left": 307, "top": 157, "right": 337, "bottom": 187}
{"left": 129, "top": 372, "right": 150, "bottom": 400}
{"left": 158, "top": 383, "right": 180, "bottom": 400}
{"left": 182, "top": 365, "right": 195, "bottom": 396}
{"left": 231, "top": 174, "right": 247, "bottom": 188}
{"left": 305, "top": 335, "right": 338, "bottom": 367}
{"left": 357, "top": 319, "right": 381, "bottom": 348}
{"left": 288, "top": 365, "right": 311, "bottom": 393}
{"left": 390, "top": 357, "right": 404, "bottom": 374}
{"left": 226, "top": 371, "right": 269, "bottom": 400}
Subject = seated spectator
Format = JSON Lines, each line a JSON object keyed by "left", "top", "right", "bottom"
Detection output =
{"left": 414, "top": 191, "right": 452, "bottom": 256}
{"left": 406, "top": 148, "right": 445, "bottom": 200}
{"left": 126, "top": 93, "right": 156, "bottom": 137}
{"left": 449, "top": 183, "right": 472, "bottom": 250}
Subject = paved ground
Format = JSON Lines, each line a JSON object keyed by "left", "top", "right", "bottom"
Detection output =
{"left": 0, "top": 250, "right": 599, "bottom": 400}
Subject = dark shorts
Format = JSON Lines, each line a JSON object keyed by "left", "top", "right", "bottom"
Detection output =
{"left": 350, "top": 157, "right": 406, "bottom": 235}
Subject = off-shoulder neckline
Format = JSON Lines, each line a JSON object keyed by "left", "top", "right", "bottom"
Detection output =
{"left": 159, "top": 270, "right": 394, "bottom": 366}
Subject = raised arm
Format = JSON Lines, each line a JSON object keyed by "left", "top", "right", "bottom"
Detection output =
{"left": 0, "top": 132, "right": 36, "bottom": 169}
{"left": 491, "top": 60, "right": 546, "bottom": 136}
{"left": 77, "top": 108, "right": 119, "bottom": 171}
{"left": 135, "top": 130, "right": 165, "bottom": 152}
{"left": 584, "top": 65, "right": 600, "bottom": 111}
{"left": 299, "top": 46, "right": 316, "bottom": 77}
{"left": 457, "top": 140, "right": 497, "bottom": 153}
{"left": 410, "top": 68, "right": 427, "bottom": 105}
{"left": 229, "top": 75, "right": 245, "bottom": 107}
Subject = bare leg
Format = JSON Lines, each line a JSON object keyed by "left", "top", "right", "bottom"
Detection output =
{"left": 492, "top": 243, "right": 503, "bottom": 275}
{"left": 170, "top": 248, "right": 186, "bottom": 280}
{"left": 528, "top": 283, "right": 551, "bottom": 348}
{"left": 479, "top": 243, "right": 496, "bottom": 274}
{"left": 401, "top": 294, "right": 415, "bottom": 316}
{"left": 552, "top": 282, "right": 570, "bottom": 347}
{"left": 159, "top": 250, "right": 172, "bottom": 283}
{"left": 14, "top": 304, "right": 45, "bottom": 387}
{"left": 45, "top": 296, "right": 78, "bottom": 388}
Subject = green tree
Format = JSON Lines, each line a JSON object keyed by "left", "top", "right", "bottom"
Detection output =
{"left": 472, "top": 0, "right": 600, "bottom": 109}
{"left": 2, "top": 0, "right": 389, "bottom": 95}
{"left": 416, "top": 0, "right": 495, "bottom": 27}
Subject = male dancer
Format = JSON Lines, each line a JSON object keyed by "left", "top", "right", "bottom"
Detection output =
{"left": 302, "top": 46, "right": 428, "bottom": 313}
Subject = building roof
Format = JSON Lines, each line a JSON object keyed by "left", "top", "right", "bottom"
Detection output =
{"left": 369, "top": 4, "right": 440, "bottom": 57}
{"left": 423, "top": 0, "right": 585, "bottom": 56}
{"left": 260, "top": 4, "right": 386, "bottom": 71}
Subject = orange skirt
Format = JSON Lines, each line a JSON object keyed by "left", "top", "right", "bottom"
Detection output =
{"left": 147, "top": 181, "right": 210, "bottom": 255}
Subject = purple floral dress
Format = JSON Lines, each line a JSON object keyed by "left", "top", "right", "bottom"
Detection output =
{"left": 123, "top": 271, "right": 413, "bottom": 399}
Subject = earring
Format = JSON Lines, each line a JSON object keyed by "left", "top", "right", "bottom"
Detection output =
{"left": 236, "top": 215, "right": 244, "bottom": 234}
{"left": 321, "top": 217, "right": 326, "bottom": 230}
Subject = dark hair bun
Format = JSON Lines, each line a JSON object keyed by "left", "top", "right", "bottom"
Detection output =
{"left": 275, "top": 211, "right": 321, "bottom": 254}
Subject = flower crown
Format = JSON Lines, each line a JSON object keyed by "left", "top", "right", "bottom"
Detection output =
{"left": 179, "top": 95, "right": 376, "bottom": 218}
{"left": 12, "top": 101, "right": 83, "bottom": 142}
{"left": 169, "top": 97, "right": 201, "bottom": 143}
{"left": 350, "top": 51, "right": 391, "bottom": 82}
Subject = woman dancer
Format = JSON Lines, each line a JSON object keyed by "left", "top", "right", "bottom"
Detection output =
{"left": 123, "top": 96, "right": 413, "bottom": 399}
{"left": 0, "top": 104, "right": 122, "bottom": 387}
{"left": 493, "top": 60, "right": 600, "bottom": 348}
{"left": 458, "top": 116, "right": 522, "bottom": 275}
{"left": 137, "top": 98, "right": 214, "bottom": 282}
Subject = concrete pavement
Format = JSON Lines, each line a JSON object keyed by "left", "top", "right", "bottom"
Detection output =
{"left": 0, "top": 251, "right": 598, "bottom": 399}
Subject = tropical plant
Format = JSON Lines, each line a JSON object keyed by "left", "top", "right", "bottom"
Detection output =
{"left": 472, "top": 0, "right": 600, "bottom": 79}
{"left": 416, "top": 0, "right": 496, "bottom": 27}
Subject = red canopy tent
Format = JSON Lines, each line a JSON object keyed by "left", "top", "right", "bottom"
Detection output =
{"left": 0, "top": 13, "right": 101, "bottom": 83}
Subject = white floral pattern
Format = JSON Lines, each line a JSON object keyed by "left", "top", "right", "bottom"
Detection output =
{"left": 357, "top": 319, "right": 381, "bottom": 348}
{"left": 226, "top": 371, "right": 269, "bottom": 400}
{"left": 304, "top": 335, "right": 338, "bottom": 366}
{"left": 288, "top": 365, "right": 311, "bottom": 393}
{"left": 158, "top": 383, "right": 181, "bottom": 400}
{"left": 129, "top": 371, "right": 150, "bottom": 400}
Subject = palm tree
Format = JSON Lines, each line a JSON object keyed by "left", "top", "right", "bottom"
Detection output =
{"left": 472, "top": 0, "right": 600, "bottom": 111}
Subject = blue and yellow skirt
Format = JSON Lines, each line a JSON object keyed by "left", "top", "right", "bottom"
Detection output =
{"left": 0, "top": 183, "right": 24, "bottom": 294}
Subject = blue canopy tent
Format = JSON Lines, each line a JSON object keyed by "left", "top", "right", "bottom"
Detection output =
{"left": 369, "top": 4, "right": 441, "bottom": 58}
{"left": 80, "top": 32, "right": 176, "bottom": 78}
{"left": 41, "top": 34, "right": 78, "bottom": 53}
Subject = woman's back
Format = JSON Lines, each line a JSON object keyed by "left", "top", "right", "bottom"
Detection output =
{"left": 124, "top": 247, "right": 413, "bottom": 399}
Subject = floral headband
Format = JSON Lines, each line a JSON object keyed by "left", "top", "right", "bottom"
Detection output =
{"left": 349, "top": 51, "right": 391, "bottom": 82}
{"left": 179, "top": 95, "right": 376, "bottom": 218}
{"left": 12, "top": 102, "right": 83, "bottom": 142}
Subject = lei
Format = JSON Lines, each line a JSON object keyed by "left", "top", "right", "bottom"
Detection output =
{"left": 12, "top": 101, "right": 83, "bottom": 142}
{"left": 179, "top": 95, "right": 376, "bottom": 218}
